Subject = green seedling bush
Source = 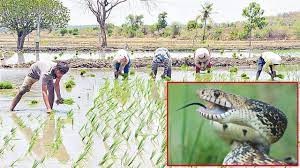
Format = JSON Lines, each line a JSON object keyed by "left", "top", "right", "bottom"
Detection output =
{"left": 232, "top": 52, "right": 238, "bottom": 59}
{"left": 0, "top": 81, "right": 13, "bottom": 89}
{"left": 63, "top": 98, "right": 75, "bottom": 105}
{"left": 229, "top": 67, "right": 238, "bottom": 73}
{"left": 80, "top": 69, "right": 87, "bottom": 76}
{"left": 241, "top": 73, "right": 247, "bottom": 78}
{"left": 89, "top": 73, "right": 96, "bottom": 77}
{"left": 64, "top": 79, "right": 76, "bottom": 89}
{"left": 276, "top": 74, "right": 284, "bottom": 79}
{"left": 29, "top": 100, "right": 38, "bottom": 105}
{"left": 220, "top": 49, "right": 224, "bottom": 54}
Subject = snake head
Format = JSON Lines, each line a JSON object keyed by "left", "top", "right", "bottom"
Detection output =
{"left": 178, "top": 88, "right": 288, "bottom": 144}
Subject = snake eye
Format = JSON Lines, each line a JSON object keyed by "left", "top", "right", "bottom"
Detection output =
{"left": 214, "top": 90, "right": 221, "bottom": 98}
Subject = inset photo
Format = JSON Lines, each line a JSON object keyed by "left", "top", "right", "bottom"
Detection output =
{"left": 167, "top": 82, "right": 298, "bottom": 166}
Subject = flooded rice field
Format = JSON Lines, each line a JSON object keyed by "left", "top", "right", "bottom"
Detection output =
{"left": 0, "top": 65, "right": 299, "bottom": 166}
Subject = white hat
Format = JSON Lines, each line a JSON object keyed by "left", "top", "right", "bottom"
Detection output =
{"left": 195, "top": 48, "right": 209, "bottom": 58}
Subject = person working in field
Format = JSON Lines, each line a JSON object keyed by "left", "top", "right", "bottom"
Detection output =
{"left": 194, "top": 48, "right": 212, "bottom": 73}
{"left": 256, "top": 51, "right": 282, "bottom": 80}
{"left": 150, "top": 48, "right": 172, "bottom": 80}
{"left": 10, "top": 61, "right": 69, "bottom": 113}
{"left": 112, "top": 49, "right": 131, "bottom": 79}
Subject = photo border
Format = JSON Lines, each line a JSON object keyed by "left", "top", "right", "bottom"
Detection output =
{"left": 166, "top": 81, "right": 299, "bottom": 167}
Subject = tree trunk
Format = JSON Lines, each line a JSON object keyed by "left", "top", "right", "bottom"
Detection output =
{"left": 249, "top": 29, "right": 252, "bottom": 57}
{"left": 202, "top": 20, "right": 207, "bottom": 42}
{"left": 99, "top": 24, "right": 107, "bottom": 48}
{"left": 17, "top": 32, "right": 27, "bottom": 51}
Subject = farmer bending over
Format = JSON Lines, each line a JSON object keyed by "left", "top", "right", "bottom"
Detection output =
{"left": 112, "top": 49, "right": 131, "bottom": 79}
{"left": 256, "top": 52, "right": 281, "bottom": 81}
{"left": 10, "top": 61, "right": 69, "bottom": 113}
{"left": 194, "top": 48, "right": 212, "bottom": 73}
{"left": 151, "top": 48, "right": 172, "bottom": 80}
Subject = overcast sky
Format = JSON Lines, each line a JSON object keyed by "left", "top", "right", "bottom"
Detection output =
{"left": 61, "top": 0, "right": 300, "bottom": 26}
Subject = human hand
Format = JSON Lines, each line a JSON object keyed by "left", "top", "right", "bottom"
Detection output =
{"left": 56, "top": 98, "right": 64, "bottom": 105}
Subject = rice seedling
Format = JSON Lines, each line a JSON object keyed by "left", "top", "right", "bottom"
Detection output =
{"left": 64, "top": 79, "right": 76, "bottom": 88}
{"left": 63, "top": 98, "right": 75, "bottom": 105}
{"left": 229, "top": 66, "right": 238, "bottom": 73}
{"left": 220, "top": 48, "right": 224, "bottom": 54}
{"left": 80, "top": 69, "right": 87, "bottom": 76}
{"left": 89, "top": 73, "right": 96, "bottom": 77}
{"left": 50, "top": 117, "right": 64, "bottom": 154}
{"left": 276, "top": 74, "right": 285, "bottom": 79}
{"left": 0, "top": 81, "right": 13, "bottom": 89}
{"left": 29, "top": 100, "right": 38, "bottom": 105}
{"left": 27, "top": 128, "right": 40, "bottom": 154}
{"left": 59, "top": 52, "right": 64, "bottom": 57}
{"left": 15, "top": 117, "right": 26, "bottom": 128}
{"left": 232, "top": 52, "right": 238, "bottom": 59}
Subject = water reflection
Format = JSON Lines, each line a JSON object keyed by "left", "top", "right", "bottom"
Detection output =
{"left": 11, "top": 113, "right": 70, "bottom": 163}
{"left": 17, "top": 52, "right": 25, "bottom": 64}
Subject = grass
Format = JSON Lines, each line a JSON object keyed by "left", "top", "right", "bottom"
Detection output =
{"left": 0, "top": 81, "right": 13, "bottom": 89}
{"left": 168, "top": 83, "right": 297, "bottom": 164}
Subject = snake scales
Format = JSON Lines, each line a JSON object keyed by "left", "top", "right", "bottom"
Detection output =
{"left": 179, "top": 89, "right": 295, "bottom": 165}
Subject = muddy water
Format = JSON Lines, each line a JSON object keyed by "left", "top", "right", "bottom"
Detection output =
{"left": 0, "top": 68, "right": 299, "bottom": 166}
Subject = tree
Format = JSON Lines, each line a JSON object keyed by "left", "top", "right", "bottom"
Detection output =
{"left": 170, "top": 22, "right": 181, "bottom": 38}
{"left": 197, "top": 2, "right": 213, "bottom": 42}
{"left": 157, "top": 12, "right": 168, "bottom": 31}
{"left": 0, "top": 0, "right": 70, "bottom": 50}
{"left": 124, "top": 14, "right": 144, "bottom": 37}
{"left": 242, "top": 2, "right": 267, "bottom": 49}
{"left": 187, "top": 20, "right": 198, "bottom": 30}
{"left": 85, "top": 0, "right": 153, "bottom": 48}
{"left": 126, "top": 14, "right": 144, "bottom": 31}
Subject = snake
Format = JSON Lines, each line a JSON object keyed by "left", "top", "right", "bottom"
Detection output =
{"left": 178, "top": 88, "right": 295, "bottom": 165}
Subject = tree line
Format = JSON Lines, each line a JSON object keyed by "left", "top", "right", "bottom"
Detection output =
{"left": 0, "top": 0, "right": 299, "bottom": 51}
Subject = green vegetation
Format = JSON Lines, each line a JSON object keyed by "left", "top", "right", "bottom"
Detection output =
{"left": 80, "top": 69, "right": 87, "bottom": 76}
{"left": 229, "top": 66, "right": 238, "bottom": 73}
{"left": 168, "top": 83, "right": 297, "bottom": 164}
{"left": 89, "top": 73, "right": 96, "bottom": 77}
{"left": 63, "top": 98, "right": 74, "bottom": 105}
{"left": 0, "top": 81, "right": 13, "bottom": 89}
{"left": 51, "top": 12, "right": 300, "bottom": 42}
{"left": 232, "top": 52, "right": 238, "bottom": 59}
{"left": 242, "top": 2, "right": 267, "bottom": 49}
{"left": 29, "top": 100, "right": 38, "bottom": 105}
{"left": 276, "top": 74, "right": 285, "bottom": 79}
{"left": 0, "top": 0, "right": 70, "bottom": 50}
{"left": 197, "top": 2, "right": 214, "bottom": 42}
{"left": 64, "top": 79, "right": 76, "bottom": 89}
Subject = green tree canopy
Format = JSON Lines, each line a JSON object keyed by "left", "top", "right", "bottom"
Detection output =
{"left": 0, "top": 0, "right": 70, "bottom": 50}
{"left": 126, "top": 14, "right": 144, "bottom": 31}
{"left": 157, "top": 12, "right": 168, "bottom": 31}
{"left": 242, "top": 2, "right": 267, "bottom": 45}
{"left": 187, "top": 20, "right": 198, "bottom": 30}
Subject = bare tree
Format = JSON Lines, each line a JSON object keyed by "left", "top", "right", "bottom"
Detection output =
{"left": 84, "top": 0, "right": 154, "bottom": 48}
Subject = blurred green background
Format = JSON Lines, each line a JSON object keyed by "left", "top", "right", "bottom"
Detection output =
{"left": 168, "top": 83, "right": 297, "bottom": 164}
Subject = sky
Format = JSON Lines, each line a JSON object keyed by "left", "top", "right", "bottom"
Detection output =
{"left": 61, "top": 0, "right": 300, "bottom": 26}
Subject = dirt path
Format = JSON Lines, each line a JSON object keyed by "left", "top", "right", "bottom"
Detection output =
{"left": 2, "top": 56, "right": 300, "bottom": 69}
